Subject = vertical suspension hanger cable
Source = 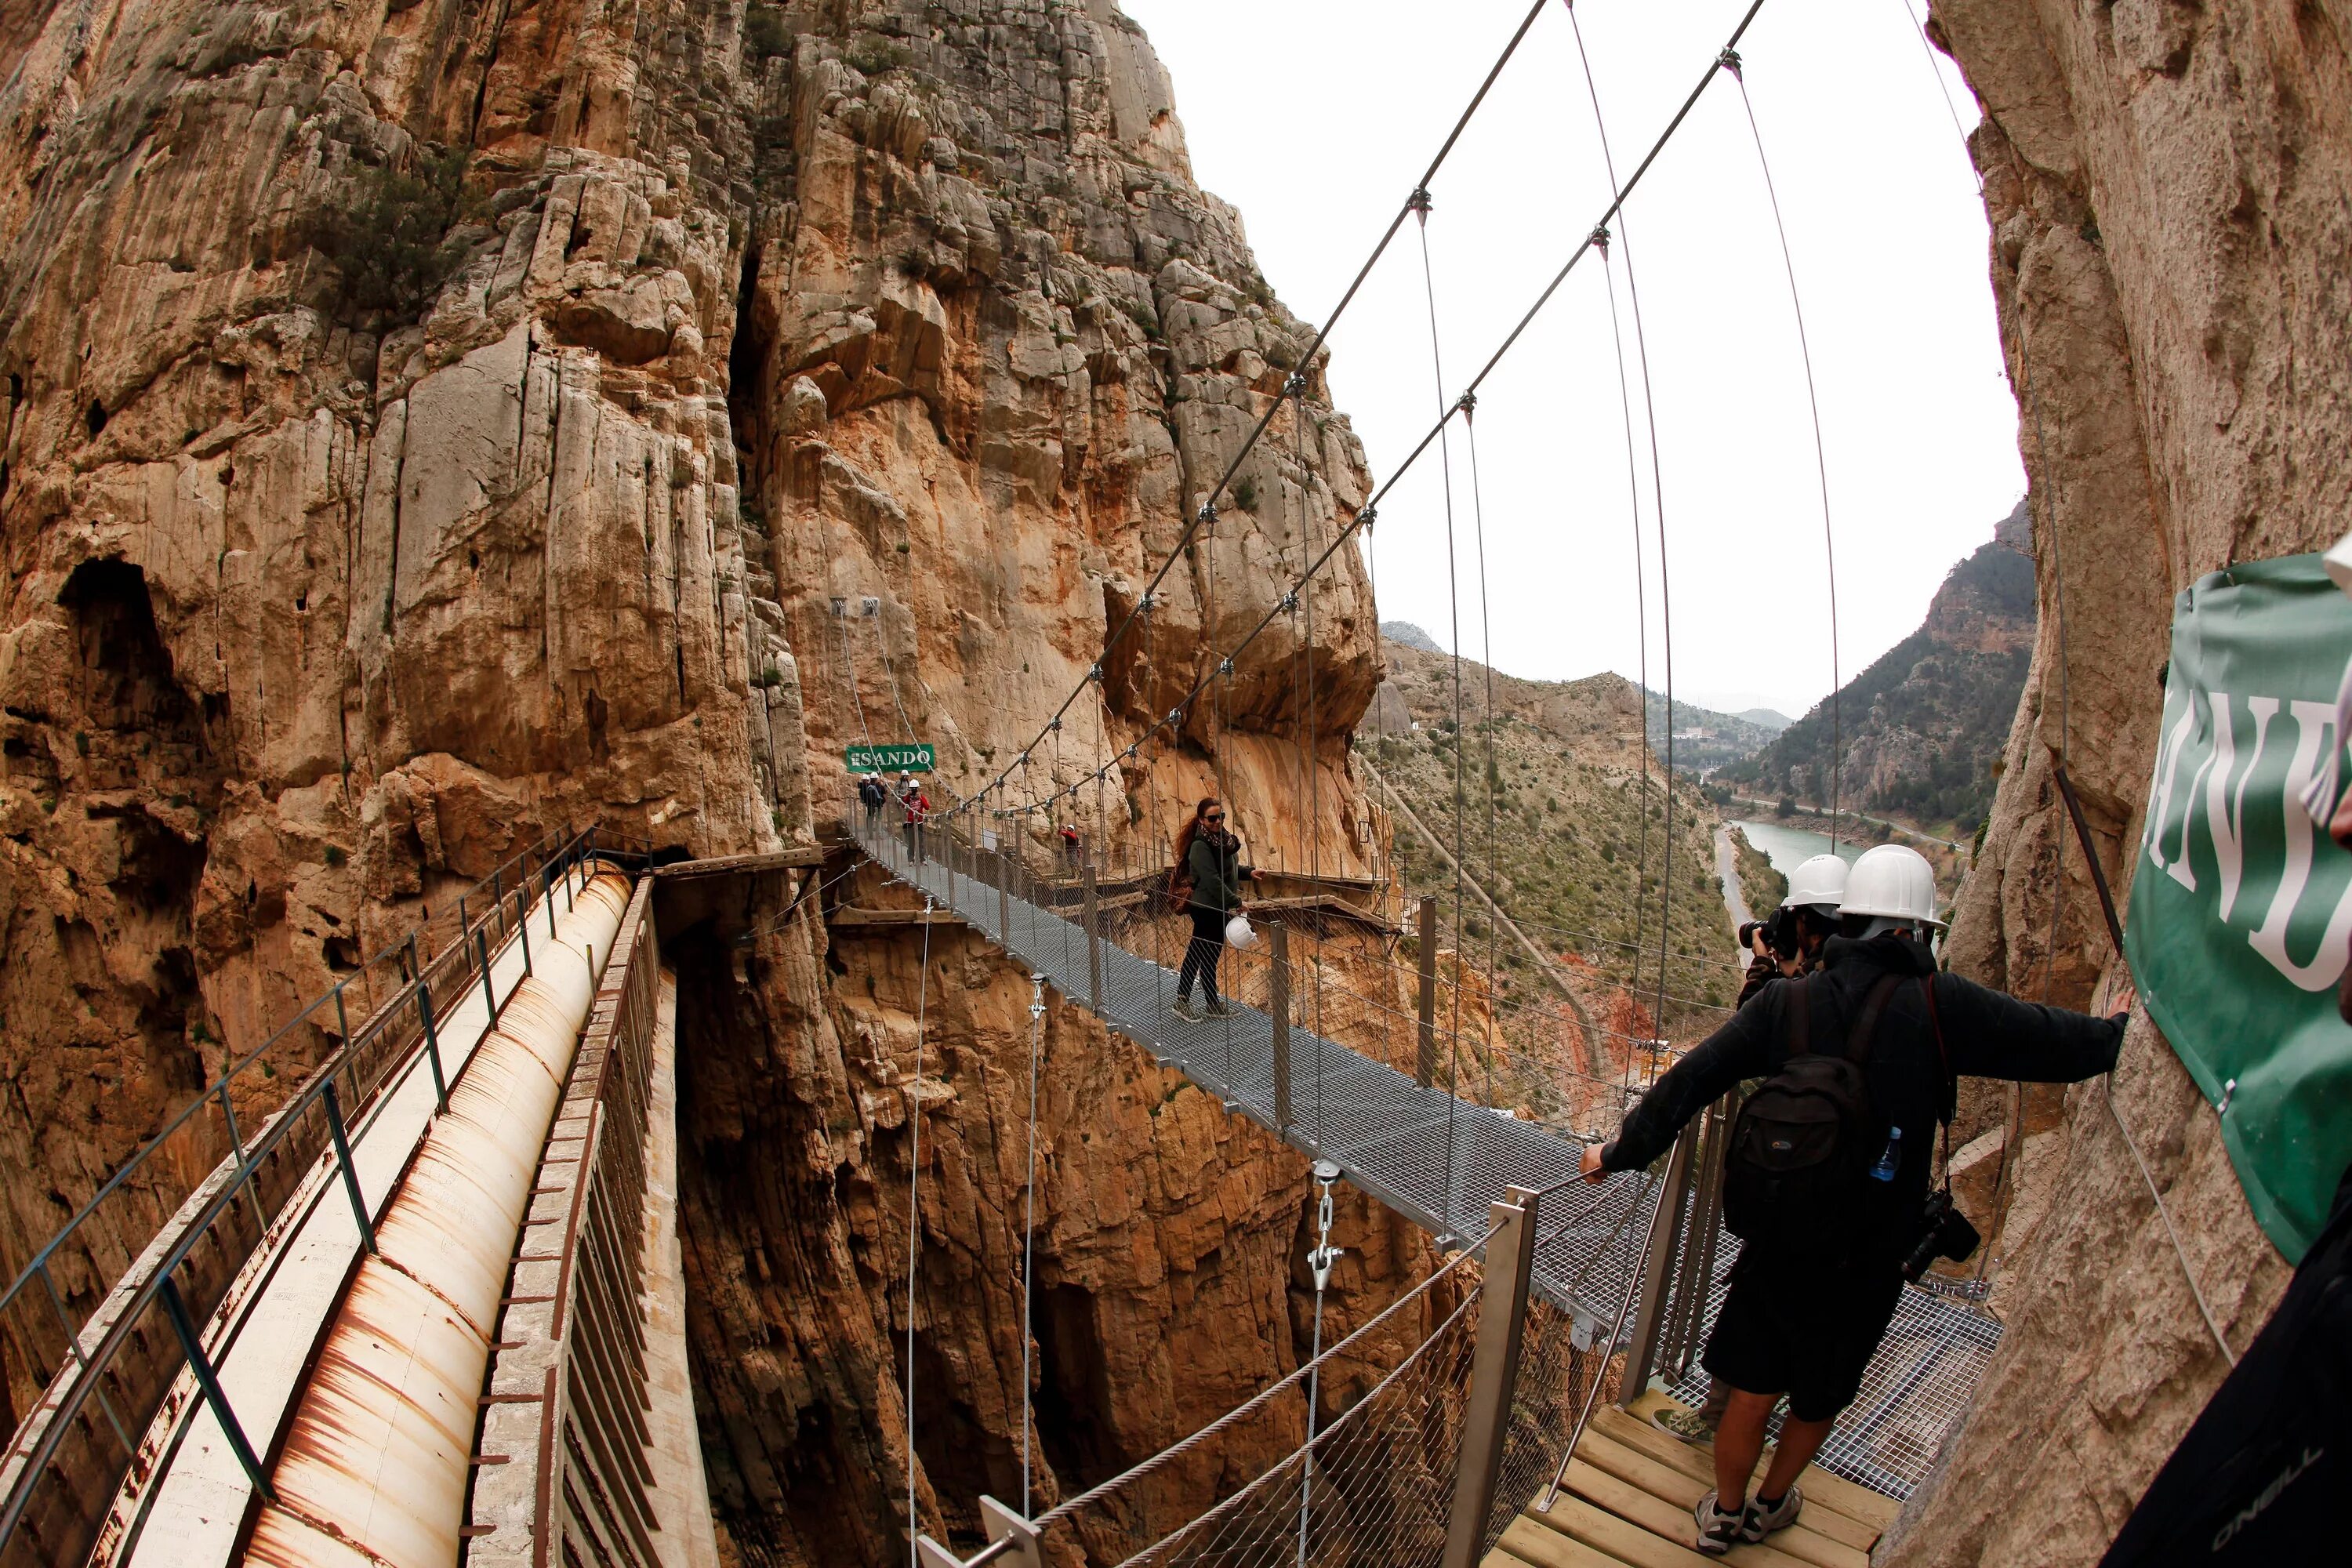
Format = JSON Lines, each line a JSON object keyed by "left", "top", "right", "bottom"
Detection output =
{"left": 1566, "top": 0, "right": 1679, "bottom": 1080}
{"left": 1297, "top": 1160, "right": 1343, "bottom": 1566}
{"left": 1723, "top": 50, "right": 1843, "bottom": 848}
{"left": 1412, "top": 187, "right": 1471, "bottom": 1226}
{"left": 1018, "top": 973, "right": 1047, "bottom": 1508}
{"left": 902, "top": 893, "right": 937, "bottom": 1565}
{"left": 1593, "top": 230, "right": 1650, "bottom": 1110}
{"left": 1292, "top": 375, "right": 1329, "bottom": 1147}
{"left": 1463, "top": 395, "right": 1504, "bottom": 1104}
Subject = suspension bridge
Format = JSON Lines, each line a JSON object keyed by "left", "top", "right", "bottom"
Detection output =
{"left": 0, "top": 0, "right": 2194, "bottom": 1562}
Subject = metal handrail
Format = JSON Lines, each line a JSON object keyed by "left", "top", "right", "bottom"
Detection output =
{"left": 0, "top": 824, "right": 648, "bottom": 1566}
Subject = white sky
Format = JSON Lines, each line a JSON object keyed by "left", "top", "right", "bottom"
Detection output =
{"left": 1119, "top": 0, "right": 2018, "bottom": 721}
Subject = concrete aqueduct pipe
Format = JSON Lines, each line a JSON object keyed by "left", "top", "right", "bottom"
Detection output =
{"left": 240, "top": 871, "right": 634, "bottom": 1568}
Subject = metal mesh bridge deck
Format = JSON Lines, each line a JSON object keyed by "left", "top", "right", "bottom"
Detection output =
{"left": 855, "top": 822, "right": 1996, "bottom": 1499}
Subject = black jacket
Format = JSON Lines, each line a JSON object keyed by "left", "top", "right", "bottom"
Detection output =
{"left": 1185, "top": 831, "right": 1250, "bottom": 916}
{"left": 1601, "top": 933, "right": 2125, "bottom": 1260}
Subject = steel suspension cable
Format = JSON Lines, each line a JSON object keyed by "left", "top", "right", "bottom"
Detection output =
{"left": 1464, "top": 401, "right": 1505, "bottom": 1098}
{"left": 1018, "top": 975, "right": 1047, "bottom": 1507}
{"left": 1414, "top": 198, "right": 1472, "bottom": 1219}
{"left": 902, "top": 892, "right": 937, "bottom": 1566}
{"left": 1593, "top": 234, "right": 1652, "bottom": 1096}
{"left": 1566, "top": 0, "right": 1690, "bottom": 1068}
{"left": 948, "top": 0, "right": 1771, "bottom": 839}
{"left": 1725, "top": 53, "right": 1844, "bottom": 848}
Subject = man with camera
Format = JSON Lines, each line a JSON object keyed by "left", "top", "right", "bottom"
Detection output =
{"left": 1579, "top": 843, "right": 2128, "bottom": 1553}
{"left": 1737, "top": 853, "right": 1849, "bottom": 1007}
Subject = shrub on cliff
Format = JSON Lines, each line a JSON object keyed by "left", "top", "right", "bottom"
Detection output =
{"left": 304, "top": 144, "right": 474, "bottom": 328}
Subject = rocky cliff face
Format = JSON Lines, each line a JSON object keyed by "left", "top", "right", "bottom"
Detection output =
{"left": 0, "top": 0, "right": 1406, "bottom": 1555}
{"left": 1886, "top": 2, "right": 2350, "bottom": 1562}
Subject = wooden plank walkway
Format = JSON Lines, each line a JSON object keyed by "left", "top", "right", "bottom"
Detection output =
{"left": 1485, "top": 1395, "right": 1899, "bottom": 1568}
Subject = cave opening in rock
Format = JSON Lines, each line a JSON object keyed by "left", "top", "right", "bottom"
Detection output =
{"left": 728, "top": 245, "right": 774, "bottom": 504}
{"left": 1031, "top": 1280, "right": 1132, "bottom": 1494}
{"left": 909, "top": 1331, "right": 1020, "bottom": 1523}
{"left": 57, "top": 557, "right": 216, "bottom": 799}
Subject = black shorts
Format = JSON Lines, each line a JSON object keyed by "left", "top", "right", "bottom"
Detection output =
{"left": 1700, "top": 1247, "right": 1904, "bottom": 1423}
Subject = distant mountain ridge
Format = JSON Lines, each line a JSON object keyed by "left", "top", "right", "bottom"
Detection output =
{"left": 1641, "top": 692, "right": 1788, "bottom": 775}
{"left": 1718, "top": 503, "right": 2037, "bottom": 833}
{"left": 1381, "top": 619, "right": 1443, "bottom": 653}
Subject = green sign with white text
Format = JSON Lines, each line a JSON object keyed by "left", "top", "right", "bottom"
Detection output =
{"left": 848, "top": 742, "right": 935, "bottom": 773}
{"left": 2129, "top": 554, "right": 2352, "bottom": 1262}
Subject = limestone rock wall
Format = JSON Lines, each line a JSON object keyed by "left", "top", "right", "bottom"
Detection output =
{"left": 0, "top": 0, "right": 1399, "bottom": 1554}
{"left": 1888, "top": 2, "right": 2351, "bottom": 1561}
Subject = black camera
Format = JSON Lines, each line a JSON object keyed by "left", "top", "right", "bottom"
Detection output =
{"left": 1901, "top": 1189, "right": 1982, "bottom": 1282}
{"left": 1739, "top": 906, "right": 1802, "bottom": 960}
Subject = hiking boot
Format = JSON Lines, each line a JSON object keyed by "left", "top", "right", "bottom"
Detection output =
{"left": 1693, "top": 1491, "right": 1744, "bottom": 1557}
{"left": 1203, "top": 1000, "right": 1235, "bottom": 1018}
{"left": 1652, "top": 1404, "right": 1716, "bottom": 1445}
{"left": 1171, "top": 998, "right": 1203, "bottom": 1023}
{"left": 1741, "top": 1485, "right": 1802, "bottom": 1541}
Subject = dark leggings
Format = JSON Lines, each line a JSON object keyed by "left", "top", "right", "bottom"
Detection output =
{"left": 1178, "top": 908, "right": 1226, "bottom": 1004}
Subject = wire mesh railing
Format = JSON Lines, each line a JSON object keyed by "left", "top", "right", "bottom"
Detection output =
{"left": 0, "top": 826, "right": 647, "bottom": 1568}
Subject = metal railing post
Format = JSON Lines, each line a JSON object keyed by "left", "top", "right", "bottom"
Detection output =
{"left": 1440, "top": 1185, "right": 1541, "bottom": 1568}
{"left": 1616, "top": 1118, "right": 1701, "bottom": 1407}
{"left": 158, "top": 1276, "right": 276, "bottom": 1502}
{"left": 412, "top": 939, "right": 448, "bottom": 1113}
{"left": 1083, "top": 859, "right": 1102, "bottom": 1011}
{"left": 546, "top": 865, "right": 557, "bottom": 936}
{"left": 479, "top": 927, "right": 500, "bottom": 1022}
{"left": 321, "top": 1080, "right": 376, "bottom": 1254}
{"left": 517, "top": 879, "right": 533, "bottom": 975}
{"left": 1414, "top": 895, "right": 1439, "bottom": 1087}
{"left": 1272, "top": 922, "right": 1292, "bottom": 1134}
{"left": 999, "top": 844, "right": 1012, "bottom": 938}
{"left": 492, "top": 866, "right": 504, "bottom": 937}
{"left": 1663, "top": 1097, "right": 1731, "bottom": 1377}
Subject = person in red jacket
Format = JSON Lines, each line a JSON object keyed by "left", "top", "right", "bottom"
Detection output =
{"left": 898, "top": 774, "right": 931, "bottom": 862}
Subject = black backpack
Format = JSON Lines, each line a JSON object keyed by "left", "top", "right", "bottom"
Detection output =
{"left": 1721, "top": 971, "right": 1908, "bottom": 1254}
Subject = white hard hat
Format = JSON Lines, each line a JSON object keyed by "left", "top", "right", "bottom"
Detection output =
{"left": 1839, "top": 844, "right": 1942, "bottom": 928}
{"left": 1783, "top": 853, "right": 1849, "bottom": 914}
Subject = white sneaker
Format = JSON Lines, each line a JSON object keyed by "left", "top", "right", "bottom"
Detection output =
{"left": 1693, "top": 1491, "right": 1744, "bottom": 1556}
{"left": 1742, "top": 1483, "right": 1802, "bottom": 1541}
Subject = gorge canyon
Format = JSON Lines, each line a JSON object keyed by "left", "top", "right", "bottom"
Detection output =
{"left": 0, "top": 0, "right": 2343, "bottom": 1564}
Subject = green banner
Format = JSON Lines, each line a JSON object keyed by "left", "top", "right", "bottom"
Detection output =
{"left": 848, "top": 742, "right": 934, "bottom": 773}
{"left": 2130, "top": 554, "right": 2352, "bottom": 1262}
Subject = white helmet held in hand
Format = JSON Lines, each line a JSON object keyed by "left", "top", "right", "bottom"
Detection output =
{"left": 1839, "top": 844, "right": 1942, "bottom": 929}
{"left": 1783, "top": 853, "right": 1849, "bottom": 915}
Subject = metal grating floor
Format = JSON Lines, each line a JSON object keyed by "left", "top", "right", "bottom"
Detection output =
{"left": 857, "top": 825, "right": 1997, "bottom": 1500}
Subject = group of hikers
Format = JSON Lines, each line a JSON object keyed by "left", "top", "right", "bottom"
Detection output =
{"left": 1149, "top": 790, "right": 2140, "bottom": 1554}
{"left": 858, "top": 769, "right": 931, "bottom": 858}
{"left": 1573, "top": 842, "right": 2129, "bottom": 1552}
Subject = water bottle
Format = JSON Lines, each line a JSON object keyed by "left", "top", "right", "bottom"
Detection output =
{"left": 1869, "top": 1125, "right": 1902, "bottom": 1182}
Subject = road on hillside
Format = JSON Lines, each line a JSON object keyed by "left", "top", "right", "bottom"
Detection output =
{"left": 1715, "top": 826, "right": 1754, "bottom": 935}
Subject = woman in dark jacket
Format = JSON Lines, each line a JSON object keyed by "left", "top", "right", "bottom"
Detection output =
{"left": 1172, "top": 798, "right": 1259, "bottom": 1021}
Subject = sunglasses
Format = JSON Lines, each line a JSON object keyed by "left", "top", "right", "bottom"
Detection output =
{"left": 1204, "top": 814, "right": 1225, "bottom": 823}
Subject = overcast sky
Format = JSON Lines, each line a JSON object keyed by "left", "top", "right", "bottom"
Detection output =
{"left": 1119, "top": 0, "right": 2015, "bottom": 721}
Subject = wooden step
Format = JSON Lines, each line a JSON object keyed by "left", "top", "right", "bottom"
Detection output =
{"left": 1552, "top": 1458, "right": 1824, "bottom": 1568}
{"left": 1573, "top": 1425, "right": 1874, "bottom": 1563}
{"left": 1496, "top": 1394, "right": 1905, "bottom": 1568}
{"left": 1612, "top": 1397, "right": 1899, "bottom": 1531}
{"left": 1497, "top": 1514, "right": 1642, "bottom": 1568}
